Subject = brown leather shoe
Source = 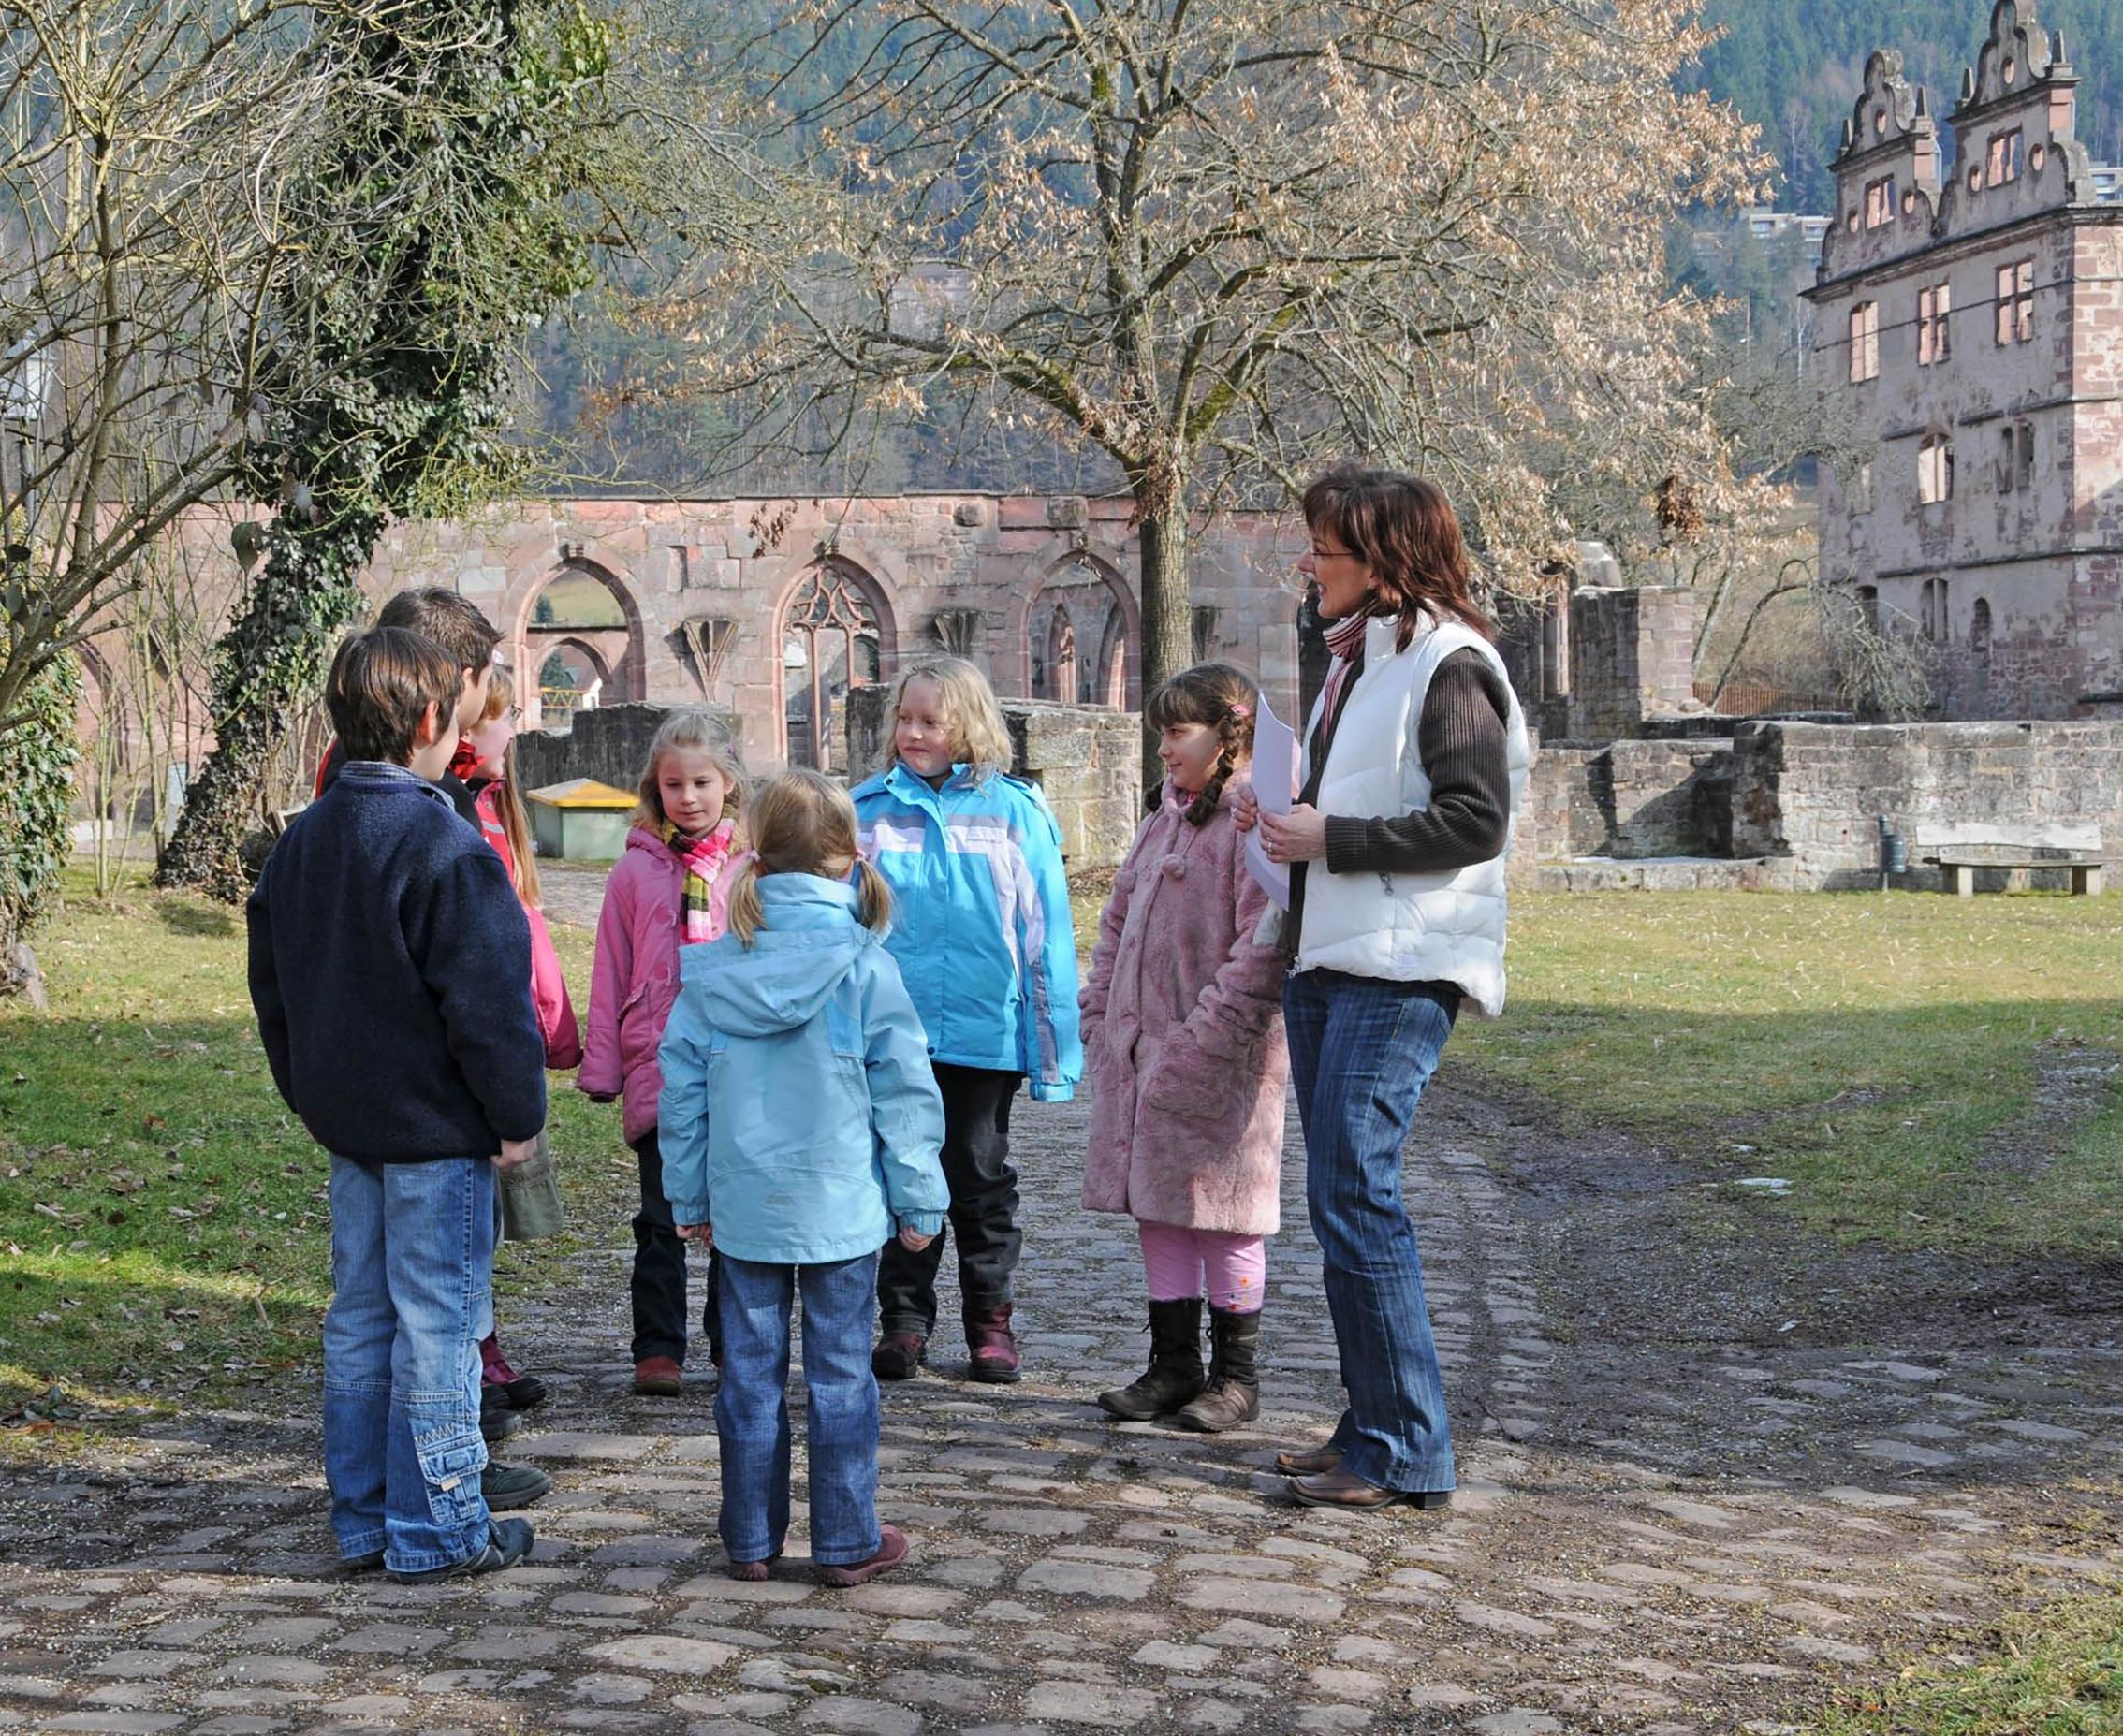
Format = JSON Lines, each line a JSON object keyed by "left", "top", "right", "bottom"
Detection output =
{"left": 1274, "top": 1443, "right": 1342, "bottom": 1477}
{"left": 633, "top": 1355, "right": 682, "bottom": 1396}
{"left": 1289, "top": 1468, "right": 1451, "bottom": 1510}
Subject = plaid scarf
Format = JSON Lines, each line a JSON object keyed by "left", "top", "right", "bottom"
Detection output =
{"left": 1316, "top": 602, "right": 1381, "bottom": 741}
{"left": 665, "top": 818, "right": 739, "bottom": 945}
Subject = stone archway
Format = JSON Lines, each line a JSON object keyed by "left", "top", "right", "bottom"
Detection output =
{"left": 777, "top": 555, "right": 898, "bottom": 771}
{"left": 512, "top": 559, "right": 647, "bottom": 727}
{"left": 1019, "top": 551, "right": 1137, "bottom": 708}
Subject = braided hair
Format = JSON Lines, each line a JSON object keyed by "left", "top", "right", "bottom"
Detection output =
{"left": 1146, "top": 663, "right": 1259, "bottom": 827}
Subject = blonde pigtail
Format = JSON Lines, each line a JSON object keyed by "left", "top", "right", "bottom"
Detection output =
{"left": 725, "top": 859, "right": 767, "bottom": 949}
{"left": 855, "top": 858, "right": 893, "bottom": 935}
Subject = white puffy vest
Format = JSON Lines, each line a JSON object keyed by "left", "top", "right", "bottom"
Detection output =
{"left": 1295, "top": 615, "right": 1530, "bottom": 1016}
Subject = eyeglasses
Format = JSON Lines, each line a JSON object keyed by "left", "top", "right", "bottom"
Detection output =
{"left": 1309, "top": 544, "right": 1360, "bottom": 562}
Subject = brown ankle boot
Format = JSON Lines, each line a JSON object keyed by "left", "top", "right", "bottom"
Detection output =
{"left": 963, "top": 1305, "right": 1022, "bottom": 1383}
{"left": 1097, "top": 1298, "right": 1206, "bottom": 1419}
{"left": 1174, "top": 1306, "right": 1260, "bottom": 1432}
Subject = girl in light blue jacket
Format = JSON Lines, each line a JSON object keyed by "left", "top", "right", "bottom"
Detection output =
{"left": 853, "top": 657, "right": 1083, "bottom": 1385}
{"left": 659, "top": 770, "right": 947, "bottom": 1588}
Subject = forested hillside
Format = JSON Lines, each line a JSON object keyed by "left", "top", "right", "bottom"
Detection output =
{"left": 1698, "top": 0, "right": 2123, "bottom": 212}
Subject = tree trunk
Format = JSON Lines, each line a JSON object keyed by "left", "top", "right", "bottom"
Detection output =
{"left": 157, "top": 534, "right": 365, "bottom": 900}
{"left": 1135, "top": 501, "right": 1193, "bottom": 799}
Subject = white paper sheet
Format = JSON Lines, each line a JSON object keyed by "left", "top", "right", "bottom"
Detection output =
{"left": 1244, "top": 694, "right": 1297, "bottom": 909}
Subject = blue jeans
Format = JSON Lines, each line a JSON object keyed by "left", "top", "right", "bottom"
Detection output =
{"left": 323, "top": 1156, "right": 495, "bottom": 1574}
{"left": 715, "top": 1252, "right": 881, "bottom": 1568}
{"left": 1282, "top": 969, "right": 1459, "bottom": 1494}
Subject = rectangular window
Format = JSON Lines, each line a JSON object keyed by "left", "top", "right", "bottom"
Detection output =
{"left": 1996, "top": 259, "right": 2035, "bottom": 344}
{"left": 1864, "top": 176, "right": 1896, "bottom": 228}
{"left": 1850, "top": 302, "right": 1881, "bottom": 383}
{"left": 1846, "top": 458, "right": 1875, "bottom": 514}
{"left": 1921, "top": 576, "right": 1951, "bottom": 641}
{"left": 1999, "top": 420, "right": 2036, "bottom": 491}
{"left": 1918, "top": 434, "right": 1955, "bottom": 505}
{"left": 1918, "top": 283, "right": 1953, "bottom": 364}
{"left": 1987, "top": 128, "right": 2024, "bottom": 185}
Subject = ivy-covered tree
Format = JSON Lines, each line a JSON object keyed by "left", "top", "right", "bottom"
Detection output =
{"left": 159, "top": 0, "right": 632, "bottom": 897}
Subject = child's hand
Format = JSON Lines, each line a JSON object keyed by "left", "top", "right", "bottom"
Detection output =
{"left": 896, "top": 1224, "right": 933, "bottom": 1252}
{"left": 1233, "top": 785, "right": 1260, "bottom": 833}
{"left": 496, "top": 1136, "right": 538, "bottom": 1171}
{"left": 678, "top": 1222, "right": 713, "bottom": 1247}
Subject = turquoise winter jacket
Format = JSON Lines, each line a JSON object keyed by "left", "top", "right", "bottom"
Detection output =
{"left": 851, "top": 762, "right": 1084, "bottom": 1101}
{"left": 655, "top": 874, "right": 948, "bottom": 1264}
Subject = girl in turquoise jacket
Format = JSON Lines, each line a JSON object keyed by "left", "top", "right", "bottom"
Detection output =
{"left": 851, "top": 656, "right": 1083, "bottom": 1384}
{"left": 658, "top": 770, "right": 947, "bottom": 1588}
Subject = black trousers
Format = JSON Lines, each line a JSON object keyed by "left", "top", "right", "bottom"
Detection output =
{"left": 876, "top": 1062, "right": 1024, "bottom": 1335}
{"left": 631, "top": 1131, "right": 722, "bottom": 1365}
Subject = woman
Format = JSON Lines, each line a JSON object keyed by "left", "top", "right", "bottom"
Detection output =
{"left": 1238, "top": 465, "right": 1529, "bottom": 1510}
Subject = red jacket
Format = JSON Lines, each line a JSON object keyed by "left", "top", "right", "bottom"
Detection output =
{"left": 474, "top": 780, "right": 582, "bottom": 1071}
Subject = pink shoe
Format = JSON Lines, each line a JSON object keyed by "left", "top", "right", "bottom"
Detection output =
{"left": 817, "top": 1524, "right": 909, "bottom": 1587}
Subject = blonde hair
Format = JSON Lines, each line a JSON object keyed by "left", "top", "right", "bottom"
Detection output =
{"left": 725, "top": 769, "right": 891, "bottom": 948}
{"left": 635, "top": 708, "right": 749, "bottom": 835}
{"left": 477, "top": 668, "right": 542, "bottom": 909}
{"left": 891, "top": 656, "right": 1011, "bottom": 783}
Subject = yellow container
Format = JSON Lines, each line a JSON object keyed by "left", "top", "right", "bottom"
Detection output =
{"left": 525, "top": 779, "right": 637, "bottom": 862}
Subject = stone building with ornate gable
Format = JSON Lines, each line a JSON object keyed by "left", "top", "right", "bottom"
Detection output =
{"left": 1806, "top": 0, "right": 2123, "bottom": 717}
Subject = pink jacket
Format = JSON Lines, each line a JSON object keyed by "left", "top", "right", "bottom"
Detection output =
{"left": 1080, "top": 777, "right": 1290, "bottom": 1236}
{"left": 474, "top": 782, "right": 581, "bottom": 1070}
{"left": 578, "top": 825, "right": 741, "bottom": 1144}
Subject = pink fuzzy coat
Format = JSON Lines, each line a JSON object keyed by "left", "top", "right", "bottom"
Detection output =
{"left": 1080, "top": 778, "right": 1289, "bottom": 1235}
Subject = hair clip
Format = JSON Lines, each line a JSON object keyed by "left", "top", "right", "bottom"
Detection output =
{"left": 1229, "top": 703, "right": 1252, "bottom": 719}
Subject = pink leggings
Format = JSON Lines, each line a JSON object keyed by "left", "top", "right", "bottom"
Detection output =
{"left": 1138, "top": 1220, "right": 1266, "bottom": 1313}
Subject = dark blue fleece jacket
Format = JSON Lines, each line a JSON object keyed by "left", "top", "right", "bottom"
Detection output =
{"left": 247, "top": 761, "right": 546, "bottom": 1161}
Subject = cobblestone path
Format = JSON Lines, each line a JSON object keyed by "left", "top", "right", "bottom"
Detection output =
{"left": 1, "top": 870, "right": 2117, "bottom": 1732}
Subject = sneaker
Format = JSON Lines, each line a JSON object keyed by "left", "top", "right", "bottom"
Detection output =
{"left": 478, "top": 1406, "right": 524, "bottom": 1446}
{"left": 341, "top": 1549, "right": 385, "bottom": 1573}
{"left": 817, "top": 1524, "right": 909, "bottom": 1587}
{"left": 480, "top": 1343, "right": 549, "bottom": 1411}
{"left": 725, "top": 1549, "right": 783, "bottom": 1583}
{"left": 387, "top": 1516, "right": 535, "bottom": 1584}
{"left": 633, "top": 1355, "right": 683, "bottom": 1396}
{"left": 481, "top": 1461, "right": 551, "bottom": 1511}
{"left": 871, "top": 1331, "right": 927, "bottom": 1381}
{"left": 963, "top": 1306, "right": 1022, "bottom": 1384}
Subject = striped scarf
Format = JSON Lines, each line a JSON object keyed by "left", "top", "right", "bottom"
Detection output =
{"left": 1316, "top": 602, "right": 1381, "bottom": 740}
{"left": 665, "top": 818, "right": 739, "bottom": 945}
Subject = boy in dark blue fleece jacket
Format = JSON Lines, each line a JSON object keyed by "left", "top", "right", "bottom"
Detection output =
{"left": 248, "top": 626, "right": 547, "bottom": 1583}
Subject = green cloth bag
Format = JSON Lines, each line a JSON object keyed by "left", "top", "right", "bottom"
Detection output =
{"left": 500, "top": 1128, "right": 565, "bottom": 1242}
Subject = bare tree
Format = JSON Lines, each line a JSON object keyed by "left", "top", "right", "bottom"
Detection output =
{"left": 665, "top": 0, "right": 1765, "bottom": 776}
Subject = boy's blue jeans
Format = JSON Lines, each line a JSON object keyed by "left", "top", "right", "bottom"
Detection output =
{"left": 323, "top": 1155, "right": 495, "bottom": 1574}
{"left": 715, "top": 1251, "right": 881, "bottom": 1568}
{"left": 1282, "top": 969, "right": 1459, "bottom": 1495}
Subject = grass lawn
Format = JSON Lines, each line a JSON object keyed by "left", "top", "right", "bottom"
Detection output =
{"left": 1801, "top": 1589, "right": 2123, "bottom": 1735}
{"left": 1445, "top": 891, "right": 2123, "bottom": 1261}
{"left": 0, "top": 870, "right": 626, "bottom": 1424}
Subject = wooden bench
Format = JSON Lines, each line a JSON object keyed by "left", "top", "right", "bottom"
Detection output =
{"left": 1925, "top": 845, "right": 2105, "bottom": 897}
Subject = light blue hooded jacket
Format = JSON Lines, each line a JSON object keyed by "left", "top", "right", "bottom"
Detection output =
{"left": 655, "top": 873, "right": 948, "bottom": 1264}
{"left": 851, "top": 762, "right": 1084, "bottom": 1101}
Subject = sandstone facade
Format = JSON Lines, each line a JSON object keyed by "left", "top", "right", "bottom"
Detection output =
{"left": 1806, "top": 1, "right": 2123, "bottom": 719}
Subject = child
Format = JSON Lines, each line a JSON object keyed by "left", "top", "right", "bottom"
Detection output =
{"left": 579, "top": 709, "right": 747, "bottom": 1395}
{"left": 315, "top": 586, "right": 502, "bottom": 827}
{"left": 852, "top": 656, "right": 1082, "bottom": 1382}
{"left": 247, "top": 627, "right": 546, "bottom": 1583}
{"left": 1080, "top": 664, "right": 1291, "bottom": 1431}
{"left": 657, "top": 771, "right": 947, "bottom": 1585}
{"left": 463, "top": 667, "right": 581, "bottom": 1422}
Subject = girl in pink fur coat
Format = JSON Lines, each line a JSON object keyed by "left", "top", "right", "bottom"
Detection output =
{"left": 1081, "top": 664, "right": 1290, "bottom": 1432}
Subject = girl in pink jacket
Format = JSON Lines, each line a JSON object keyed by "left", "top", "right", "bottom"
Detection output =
{"left": 464, "top": 669, "right": 581, "bottom": 1422}
{"left": 1081, "top": 664, "right": 1290, "bottom": 1432}
{"left": 578, "top": 711, "right": 748, "bottom": 1396}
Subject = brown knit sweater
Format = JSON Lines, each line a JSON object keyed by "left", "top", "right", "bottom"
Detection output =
{"left": 1286, "top": 649, "right": 1513, "bottom": 956}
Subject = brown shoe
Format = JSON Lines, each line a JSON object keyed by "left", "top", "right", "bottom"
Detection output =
{"left": 963, "top": 1306, "right": 1022, "bottom": 1384}
{"left": 1275, "top": 1443, "right": 1342, "bottom": 1476}
{"left": 817, "top": 1524, "right": 909, "bottom": 1587}
{"left": 1289, "top": 1468, "right": 1451, "bottom": 1510}
{"left": 633, "top": 1355, "right": 683, "bottom": 1396}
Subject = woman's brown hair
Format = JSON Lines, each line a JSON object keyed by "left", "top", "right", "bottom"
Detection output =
{"left": 1301, "top": 465, "right": 1494, "bottom": 649}
{"left": 1145, "top": 663, "right": 1259, "bottom": 827}
{"left": 725, "top": 769, "right": 891, "bottom": 947}
{"left": 476, "top": 668, "right": 542, "bottom": 909}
